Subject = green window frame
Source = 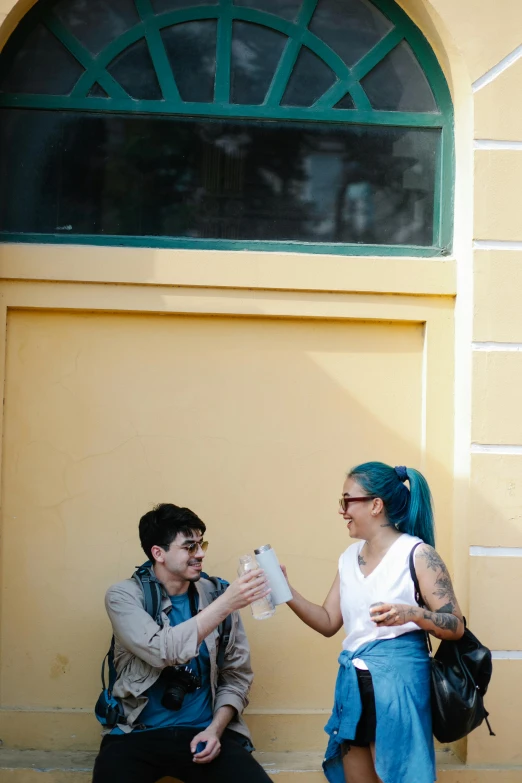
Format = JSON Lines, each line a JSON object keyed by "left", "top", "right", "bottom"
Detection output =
{"left": 0, "top": 0, "right": 454, "bottom": 256}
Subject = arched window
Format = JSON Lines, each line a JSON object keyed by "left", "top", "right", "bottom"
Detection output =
{"left": 0, "top": 0, "right": 453, "bottom": 256}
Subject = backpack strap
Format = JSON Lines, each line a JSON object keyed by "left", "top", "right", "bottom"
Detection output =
{"left": 203, "top": 574, "right": 232, "bottom": 671}
{"left": 133, "top": 562, "right": 164, "bottom": 626}
{"left": 101, "top": 636, "right": 116, "bottom": 693}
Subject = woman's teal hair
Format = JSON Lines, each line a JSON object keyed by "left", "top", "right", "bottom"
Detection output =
{"left": 348, "top": 461, "right": 435, "bottom": 548}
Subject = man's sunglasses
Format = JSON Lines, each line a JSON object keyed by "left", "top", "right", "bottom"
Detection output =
{"left": 338, "top": 497, "right": 376, "bottom": 513}
{"left": 180, "top": 540, "right": 209, "bottom": 556}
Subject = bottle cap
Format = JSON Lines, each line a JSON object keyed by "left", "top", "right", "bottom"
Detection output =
{"left": 254, "top": 545, "right": 272, "bottom": 554}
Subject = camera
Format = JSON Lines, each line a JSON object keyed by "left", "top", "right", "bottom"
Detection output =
{"left": 161, "top": 665, "right": 201, "bottom": 711}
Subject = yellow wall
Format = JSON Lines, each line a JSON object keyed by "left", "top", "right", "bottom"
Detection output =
{"left": 0, "top": 0, "right": 520, "bottom": 773}
{"left": 0, "top": 277, "right": 455, "bottom": 752}
{"left": 0, "top": 308, "right": 432, "bottom": 745}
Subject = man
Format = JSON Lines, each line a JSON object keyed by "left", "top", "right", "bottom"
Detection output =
{"left": 93, "top": 503, "right": 273, "bottom": 783}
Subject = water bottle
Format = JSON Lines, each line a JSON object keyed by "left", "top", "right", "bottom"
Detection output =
{"left": 238, "top": 554, "right": 275, "bottom": 620}
{"left": 254, "top": 545, "right": 293, "bottom": 605}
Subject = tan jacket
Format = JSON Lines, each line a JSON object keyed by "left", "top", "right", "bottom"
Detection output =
{"left": 104, "top": 569, "right": 253, "bottom": 742}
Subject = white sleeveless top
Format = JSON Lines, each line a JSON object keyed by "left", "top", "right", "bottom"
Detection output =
{"left": 339, "top": 533, "right": 422, "bottom": 669}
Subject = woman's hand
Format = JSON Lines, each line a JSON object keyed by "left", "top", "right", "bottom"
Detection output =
{"left": 370, "top": 602, "right": 420, "bottom": 626}
{"left": 280, "top": 564, "right": 291, "bottom": 586}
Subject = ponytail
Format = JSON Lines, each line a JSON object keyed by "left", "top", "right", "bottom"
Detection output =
{"left": 399, "top": 467, "right": 435, "bottom": 548}
{"left": 348, "top": 461, "right": 435, "bottom": 547}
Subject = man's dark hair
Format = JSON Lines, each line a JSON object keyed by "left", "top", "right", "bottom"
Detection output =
{"left": 139, "top": 503, "right": 206, "bottom": 562}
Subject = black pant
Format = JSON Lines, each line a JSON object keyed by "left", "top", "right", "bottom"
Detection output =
{"left": 92, "top": 727, "right": 273, "bottom": 783}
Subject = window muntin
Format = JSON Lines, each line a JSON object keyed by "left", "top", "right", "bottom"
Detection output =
{"left": 0, "top": 0, "right": 453, "bottom": 256}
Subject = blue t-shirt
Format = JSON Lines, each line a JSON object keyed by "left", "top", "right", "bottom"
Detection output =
{"left": 113, "top": 591, "right": 213, "bottom": 733}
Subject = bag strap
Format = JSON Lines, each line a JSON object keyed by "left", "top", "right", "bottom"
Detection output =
{"left": 204, "top": 574, "right": 232, "bottom": 671}
{"left": 408, "top": 542, "right": 433, "bottom": 654}
{"left": 408, "top": 541, "right": 425, "bottom": 608}
{"left": 101, "top": 649, "right": 110, "bottom": 692}
{"left": 133, "top": 563, "right": 163, "bottom": 626}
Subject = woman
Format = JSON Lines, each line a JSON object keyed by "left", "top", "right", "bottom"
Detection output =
{"left": 282, "top": 462, "right": 464, "bottom": 783}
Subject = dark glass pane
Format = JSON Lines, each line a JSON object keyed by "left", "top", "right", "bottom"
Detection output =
{"left": 233, "top": 0, "right": 302, "bottom": 22}
{"left": 107, "top": 39, "right": 162, "bottom": 100}
{"left": 0, "top": 109, "right": 438, "bottom": 246}
{"left": 0, "top": 23, "right": 84, "bottom": 95}
{"left": 334, "top": 92, "right": 355, "bottom": 109}
{"left": 161, "top": 22, "right": 217, "bottom": 103}
{"left": 281, "top": 47, "right": 336, "bottom": 107}
{"left": 361, "top": 41, "right": 438, "bottom": 112}
{"left": 52, "top": 0, "right": 140, "bottom": 56}
{"left": 152, "top": 0, "right": 218, "bottom": 11}
{"left": 88, "top": 82, "right": 110, "bottom": 97}
{"left": 231, "top": 21, "right": 287, "bottom": 105}
{"left": 309, "top": 0, "right": 393, "bottom": 68}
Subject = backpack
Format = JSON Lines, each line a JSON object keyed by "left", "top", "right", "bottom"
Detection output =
{"left": 95, "top": 563, "right": 232, "bottom": 729}
{"left": 409, "top": 544, "right": 494, "bottom": 742}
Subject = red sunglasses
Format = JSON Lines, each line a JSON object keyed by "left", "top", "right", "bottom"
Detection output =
{"left": 339, "top": 496, "right": 376, "bottom": 513}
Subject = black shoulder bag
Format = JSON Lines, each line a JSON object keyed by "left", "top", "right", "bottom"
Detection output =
{"left": 409, "top": 542, "right": 495, "bottom": 743}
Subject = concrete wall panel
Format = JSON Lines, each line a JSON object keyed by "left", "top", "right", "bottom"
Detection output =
{"left": 470, "top": 454, "right": 522, "bottom": 547}
{"left": 472, "top": 352, "right": 522, "bottom": 445}
{"left": 474, "top": 58, "right": 522, "bottom": 142}
{"left": 474, "top": 251, "right": 522, "bottom": 343}
{"left": 470, "top": 558, "right": 522, "bottom": 650}
{"left": 475, "top": 151, "right": 522, "bottom": 242}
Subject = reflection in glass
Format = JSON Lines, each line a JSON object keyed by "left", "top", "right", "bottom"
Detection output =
{"left": 161, "top": 22, "right": 217, "bottom": 102}
{"left": 152, "top": 0, "right": 218, "bottom": 12}
{"left": 233, "top": 0, "right": 302, "bottom": 22}
{"left": 281, "top": 47, "right": 336, "bottom": 107}
{"left": 309, "top": 0, "right": 393, "bottom": 68}
{"left": 88, "top": 82, "right": 110, "bottom": 98}
{"left": 53, "top": 0, "right": 140, "bottom": 56}
{"left": 0, "top": 109, "right": 438, "bottom": 246}
{"left": 231, "top": 21, "right": 286, "bottom": 105}
{"left": 361, "top": 41, "right": 438, "bottom": 112}
{"left": 108, "top": 39, "right": 162, "bottom": 100}
{"left": 334, "top": 92, "right": 355, "bottom": 109}
{"left": 0, "top": 23, "right": 84, "bottom": 95}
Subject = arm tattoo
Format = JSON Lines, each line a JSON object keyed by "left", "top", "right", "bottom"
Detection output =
{"left": 398, "top": 607, "right": 418, "bottom": 623}
{"left": 419, "top": 547, "right": 458, "bottom": 608}
{"left": 358, "top": 554, "right": 367, "bottom": 566}
{"left": 423, "top": 610, "right": 458, "bottom": 633}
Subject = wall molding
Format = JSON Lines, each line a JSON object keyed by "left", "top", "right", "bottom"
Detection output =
{"left": 471, "top": 444, "right": 522, "bottom": 455}
{"left": 470, "top": 546, "right": 522, "bottom": 557}
{"left": 474, "top": 140, "right": 522, "bottom": 151}
{"left": 491, "top": 651, "right": 522, "bottom": 660}
{"left": 474, "top": 240, "right": 522, "bottom": 251}
{"left": 472, "top": 342, "right": 522, "bottom": 352}
{"left": 472, "top": 44, "right": 522, "bottom": 92}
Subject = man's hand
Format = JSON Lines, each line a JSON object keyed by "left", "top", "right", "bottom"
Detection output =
{"left": 195, "top": 569, "right": 270, "bottom": 645}
{"left": 191, "top": 706, "right": 236, "bottom": 763}
{"left": 369, "top": 602, "right": 420, "bottom": 626}
{"left": 222, "top": 569, "right": 271, "bottom": 613}
{"left": 190, "top": 727, "right": 221, "bottom": 764}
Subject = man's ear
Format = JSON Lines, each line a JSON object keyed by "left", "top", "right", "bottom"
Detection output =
{"left": 150, "top": 544, "right": 165, "bottom": 564}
